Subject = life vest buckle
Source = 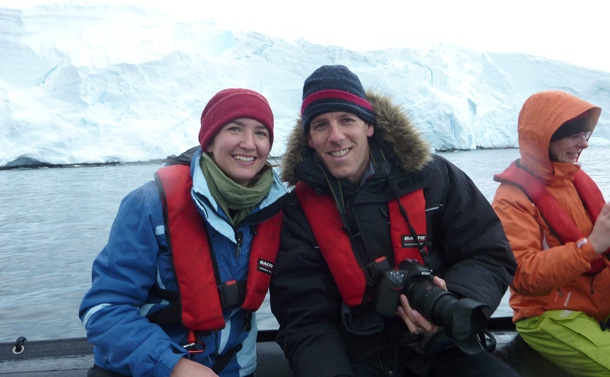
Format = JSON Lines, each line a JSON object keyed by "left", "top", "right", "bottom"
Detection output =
{"left": 217, "top": 280, "right": 247, "bottom": 309}
{"left": 243, "top": 311, "right": 253, "bottom": 332}
{"left": 364, "top": 256, "right": 392, "bottom": 286}
{"left": 183, "top": 330, "right": 205, "bottom": 354}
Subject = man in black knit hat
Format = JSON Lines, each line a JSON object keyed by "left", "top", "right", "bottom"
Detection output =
{"left": 270, "top": 65, "right": 519, "bottom": 377}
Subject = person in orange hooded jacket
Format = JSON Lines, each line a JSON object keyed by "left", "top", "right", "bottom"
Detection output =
{"left": 492, "top": 90, "right": 610, "bottom": 377}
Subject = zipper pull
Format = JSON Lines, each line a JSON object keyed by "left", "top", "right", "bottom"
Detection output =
{"left": 235, "top": 231, "right": 243, "bottom": 258}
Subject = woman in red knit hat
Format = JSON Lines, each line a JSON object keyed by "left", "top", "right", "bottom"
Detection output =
{"left": 80, "top": 88, "right": 289, "bottom": 377}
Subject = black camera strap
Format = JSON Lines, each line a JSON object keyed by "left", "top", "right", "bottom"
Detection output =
{"left": 388, "top": 181, "right": 432, "bottom": 268}
{"left": 374, "top": 158, "right": 431, "bottom": 269}
{"left": 367, "top": 140, "right": 431, "bottom": 268}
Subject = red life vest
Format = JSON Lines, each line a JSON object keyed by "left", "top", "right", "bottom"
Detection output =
{"left": 494, "top": 160, "right": 608, "bottom": 274}
{"left": 294, "top": 181, "right": 428, "bottom": 307}
{"left": 155, "top": 164, "right": 283, "bottom": 331}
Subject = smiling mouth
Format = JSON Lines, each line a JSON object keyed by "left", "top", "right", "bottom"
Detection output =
{"left": 233, "top": 155, "right": 255, "bottom": 162}
{"left": 329, "top": 148, "right": 350, "bottom": 157}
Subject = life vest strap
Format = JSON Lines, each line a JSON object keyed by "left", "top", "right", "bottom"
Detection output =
{"left": 149, "top": 285, "right": 178, "bottom": 302}
{"left": 146, "top": 303, "right": 182, "bottom": 327}
{"left": 147, "top": 280, "right": 247, "bottom": 327}
{"left": 212, "top": 343, "right": 243, "bottom": 374}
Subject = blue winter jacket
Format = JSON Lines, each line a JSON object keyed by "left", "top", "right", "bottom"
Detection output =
{"left": 79, "top": 148, "right": 288, "bottom": 377}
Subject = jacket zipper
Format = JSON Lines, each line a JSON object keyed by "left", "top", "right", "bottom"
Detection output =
{"left": 235, "top": 231, "right": 243, "bottom": 259}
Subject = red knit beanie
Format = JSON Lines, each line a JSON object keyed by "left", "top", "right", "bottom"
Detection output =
{"left": 199, "top": 88, "right": 274, "bottom": 149}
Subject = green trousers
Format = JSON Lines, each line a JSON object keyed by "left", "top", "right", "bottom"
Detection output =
{"left": 517, "top": 310, "right": 610, "bottom": 377}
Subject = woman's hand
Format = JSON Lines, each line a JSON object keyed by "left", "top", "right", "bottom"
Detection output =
{"left": 589, "top": 203, "right": 610, "bottom": 254}
{"left": 395, "top": 276, "right": 447, "bottom": 335}
{"left": 170, "top": 358, "right": 219, "bottom": 377}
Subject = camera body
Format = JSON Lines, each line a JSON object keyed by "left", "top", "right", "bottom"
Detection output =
{"left": 374, "top": 259, "right": 489, "bottom": 354}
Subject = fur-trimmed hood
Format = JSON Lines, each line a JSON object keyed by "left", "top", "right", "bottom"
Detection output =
{"left": 281, "top": 90, "right": 431, "bottom": 186}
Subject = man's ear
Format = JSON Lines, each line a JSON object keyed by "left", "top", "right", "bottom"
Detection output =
{"left": 366, "top": 123, "right": 374, "bottom": 137}
{"left": 308, "top": 134, "right": 315, "bottom": 149}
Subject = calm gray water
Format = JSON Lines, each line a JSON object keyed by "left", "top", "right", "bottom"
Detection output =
{"left": 1, "top": 146, "right": 608, "bottom": 343}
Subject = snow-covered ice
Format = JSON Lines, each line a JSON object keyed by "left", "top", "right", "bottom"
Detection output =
{"left": 2, "top": 2, "right": 609, "bottom": 167}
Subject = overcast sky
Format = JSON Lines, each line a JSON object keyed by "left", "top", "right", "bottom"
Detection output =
{"left": 8, "top": 0, "right": 610, "bottom": 72}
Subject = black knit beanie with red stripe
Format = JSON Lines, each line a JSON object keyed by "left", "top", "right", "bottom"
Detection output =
{"left": 301, "top": 65, "right": 376, "bottom": 133}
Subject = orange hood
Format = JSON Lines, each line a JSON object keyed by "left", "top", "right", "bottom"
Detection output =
{"left": 518, "top": 90, "right": 601, "bottom": 181}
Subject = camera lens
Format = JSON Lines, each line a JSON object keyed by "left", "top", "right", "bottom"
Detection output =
{"left": 395, "top": 259, "right": 489, "bottom": 354}
{"left": 405, "top": 277, "right": 454, "bottom": 326}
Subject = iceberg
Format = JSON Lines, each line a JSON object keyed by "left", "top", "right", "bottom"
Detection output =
{"left": 1, "top": 2, "right": 609, "bottom": 167}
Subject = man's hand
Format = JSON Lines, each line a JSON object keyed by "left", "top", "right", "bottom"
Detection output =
{"left": 589, "top": 203, "right": 610, "bottom": 254}
{"left": 395, "top": 276, "right": 447, "bottom": 335}
{"left": 170, "top": 358, "right": 219, "bottom": 377}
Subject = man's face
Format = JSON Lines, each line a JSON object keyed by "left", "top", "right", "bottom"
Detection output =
{"left": 549, "top": 131, "right": 591, "bottom": 163}
{"left": 307, "top": 111, "right": 374, "bottom": 184}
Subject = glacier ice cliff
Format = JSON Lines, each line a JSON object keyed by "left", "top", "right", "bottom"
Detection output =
{"left": 1, "top": 3, "right": 610, "bottom": 167}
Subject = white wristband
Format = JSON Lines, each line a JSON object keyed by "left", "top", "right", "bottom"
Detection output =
{"left": 577, "top": 238, "right": 588, "bottom": 248}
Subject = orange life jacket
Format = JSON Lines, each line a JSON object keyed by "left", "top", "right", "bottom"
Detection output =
{"left": 154, "top": 164, "right": 283, "bottom": 331}
{"left": 494, "top": 160, "right": 607, "bottom": 274}
{"left": 294, "top": 181, "right": 428, "bottom": 307}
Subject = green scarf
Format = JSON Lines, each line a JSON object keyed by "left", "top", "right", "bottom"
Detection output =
{"left": 199, "top": 152, "right": 273, "bottom": 226}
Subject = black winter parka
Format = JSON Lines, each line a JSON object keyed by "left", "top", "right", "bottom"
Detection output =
{"left": 270, "top": 91, "right": 516, "bottom": 377}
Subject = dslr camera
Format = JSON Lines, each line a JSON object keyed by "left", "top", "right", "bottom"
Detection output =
{"left": 374, "top": 258, "right": 488, "bottom": 354}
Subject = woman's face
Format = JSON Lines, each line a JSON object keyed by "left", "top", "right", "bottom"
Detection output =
{"left": 205, "top": 118, "right": 271, "bottom": 186}
{"left": 549, "top": 131, "right": 591, "bottom": 163}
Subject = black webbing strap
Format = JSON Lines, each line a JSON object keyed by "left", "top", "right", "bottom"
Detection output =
{"left": 146, "top": 285, "right": 180, "bottom": 326}
{"left": 149, "top": 285, "right": 178, "bottom": 302}
{"left": 212, "top": 343, "right": 243, "bottom": 374}
{"left": 146, "top": 303, "right": 181, "bottom": 326}
{"left": 147, "top": 281, "right": 247, "bottom": 326}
